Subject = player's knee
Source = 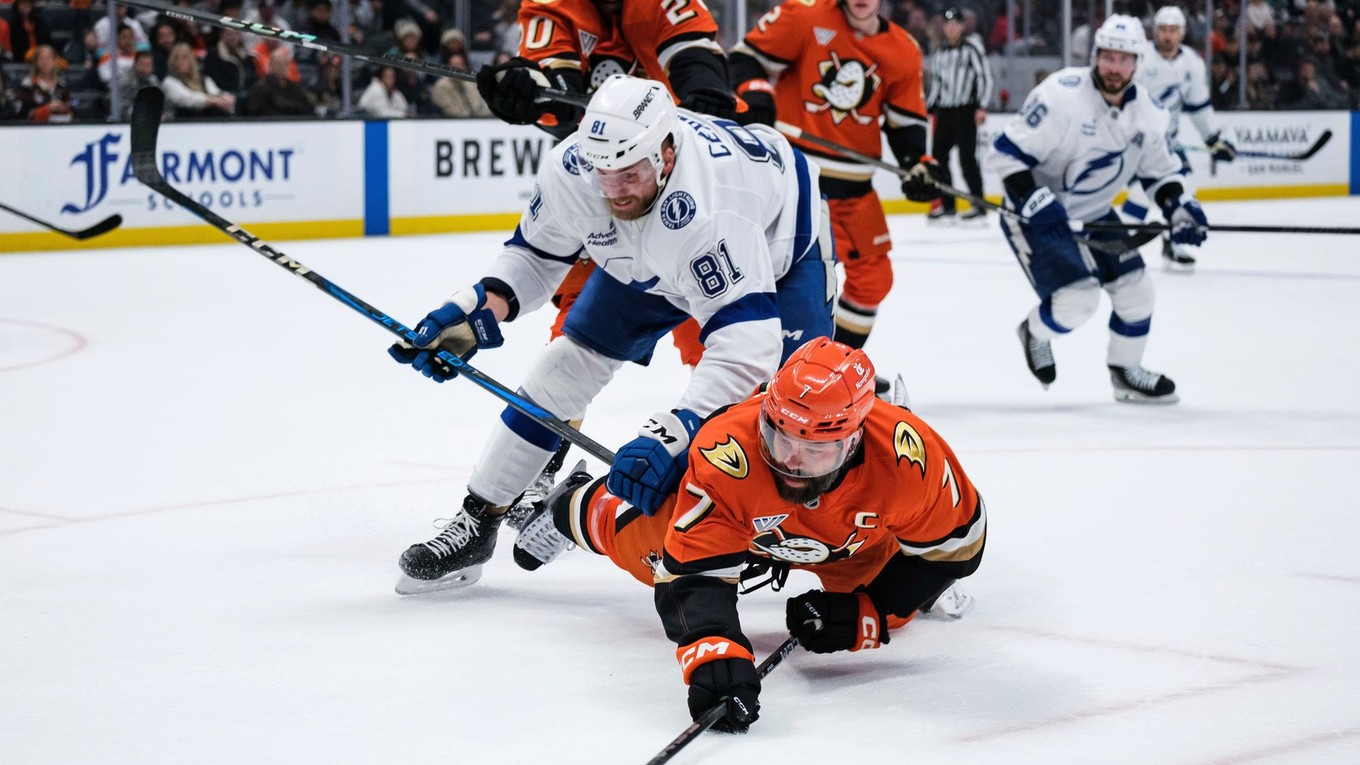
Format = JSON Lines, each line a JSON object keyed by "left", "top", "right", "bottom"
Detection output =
{"left": 1107, "top": 268, "right": 1156, "bottom": 323}
{"left": 521, "top": 336, "right": 618, "bottom": 419}
{"left": 1048, "top": 281, "right": 1102, "bottom": 330}
{"left": 841, "top": 260, "right": 894, "bottom": 308}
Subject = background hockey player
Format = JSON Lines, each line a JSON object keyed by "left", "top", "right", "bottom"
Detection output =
{"left": 1126, "top": 5, "right": 1236, "bottom": 270}
{"left": 727, "top": 0, "right": 944, "bottom": 353}
{"left": 514, "top": 338, "right": 985, "bottom": 732}
{"left": 388, "top": 75, "right": 835, "bottom": 594}
{"left": 474, "top": 0, "right": 743, "bottom": 495}
{"left": 988, "top": 15, "right": 1210, "bottom": 404}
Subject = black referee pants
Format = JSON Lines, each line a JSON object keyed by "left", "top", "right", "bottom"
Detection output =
{"left": 931, "top": 106, "right": 984, "bottom": 212}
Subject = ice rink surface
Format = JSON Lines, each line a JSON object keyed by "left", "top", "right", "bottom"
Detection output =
{"left": 3, "top": 198, "right": 1359, "bottom": 764}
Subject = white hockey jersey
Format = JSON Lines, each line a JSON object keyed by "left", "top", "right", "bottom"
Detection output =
{"left": 987, "top": 67, "right": 1183, "bottom": 223}
{"left": 484, "top": 111, "right": 822, "bottom": 417}
{"left": 1137, "top": 44, "right": 1222, "bottom": 142}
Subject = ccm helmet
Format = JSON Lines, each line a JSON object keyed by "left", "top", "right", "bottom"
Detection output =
{"left": 760, "top": 339, "right": 876, "bottom": 478}
{"left": 577, "top": 75, "right": 678, "bottom": 177}
{"left": 1093, "top": 14, "right": 1148, "bottom": 61}
{"left": 1153, "top": 5, "right": 1187, "bottom": 29}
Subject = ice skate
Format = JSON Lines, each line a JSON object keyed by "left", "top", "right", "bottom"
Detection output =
{"left": 920, "top": 580, "right": 974, "bottom": 620}
{"left": 504, "top": 466, "right": 556, "bottom": 531}
{"left": 395, "top": 494, "right": 504, "bottom": 595}
{"left": 926, "top": 207, "right": 957, "bottom": 226}
{"left": 1161, "top": 235, "right": 1196, "bottom": 271}
{"left": 874, "top": 373, "right": 911, "bottom": 409}
{"left": 1109, "top": 365, "right": 1179, "bottom": 404}
{"left": 1017, "top": 319, "right": 1056, "bottom": 388}
{"left": 958, "top": 207, "right": 988, "bottom": 227}
{"left": 512, "top": 460, "right": 593, "bottom": 571}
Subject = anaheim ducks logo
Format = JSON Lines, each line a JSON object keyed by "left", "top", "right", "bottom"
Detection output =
{"left": 700, "top": 437, "right": 748, "bottom": 479}
{"left": 751, "top": 526, "right": 864, "bottom": 565}
{"left": 806, "top": 51, "right": 880, "bottom": 125}
{"left": 894, "top": 421, "right": 927, "bottom": 477}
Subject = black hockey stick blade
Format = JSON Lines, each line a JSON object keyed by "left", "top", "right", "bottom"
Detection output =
{"left": 118, "top": 0, "right": 589, "bottom": 107}
{"left": 1184, "top": 129, "right": 1332, "bottom": 161}
{"left": 0, "top": 201, "right": 122, "bottom": 241}
{"left": 128, "top": 86, "right": 617, "bottom": 464}
{"left": 1081, "top": 220, "right": 1360, "bottom": 236}
{"left": 644, "top": 636, "right": 799, "bottom": 765}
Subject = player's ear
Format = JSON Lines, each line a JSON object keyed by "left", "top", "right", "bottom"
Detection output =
{"left": 661, "top": 137, "right": 677, "bottom": 174}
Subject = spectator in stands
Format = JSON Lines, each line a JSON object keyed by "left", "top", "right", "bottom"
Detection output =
{"left": 1245, "top": 0, "right": 1277, "bottom": 38}
{"left": 1210, "top": 54, "right": 1239, "bottom": 110}
{"left": 252, "top": 37, "right": 300, "bottom": 82}
{"left": 162, "top": 42, "right": 235, "bottom": 118}
{"left": 477, "top": 0, "right": 520, "bottom": 58}
{"left": 117, "top": 49, "right": 160, "bottom": 120}
{"left": 14, "top": 44, "right": 70, "bottom": 122}
{"left": 204, "top": 27, "right": 256, "bottom": 97}
{"left": 98, "top": 24, "right": 141, "bottom": 85}
{"left": 246, "top": 46, "right": 315, "bottom": 116}
{"left": 308, "top": 51, "right": 344, "bottom": 116}
{"left": 8, "top": 0, "right": 52, "bottom": 63}
{"left": 300, "top": 0, "right": 342, "bottom": 49}
{"left": 387, "top": 19, "right": 433, "bottom": 114}
{"left": 149, "top": 21, "right": 179, "bottom": 80}
{"left": 92, "top": 2, "right": 147, "bottom": 52}
{"left": 65, "top": 27, "right": 101, "bottom": 89}
{"left": 1245, "top": 61, "right": 1278, "bottom": 109}
{"left": 1309, "top": 32, "right": 1350, "bottom": 93}
{"left": 357, "top": 65, "right": 408, "bottom": 117}
{"left": 351, "top": 0, "right": 385, "bottom": 51}
{"left": 1, "top": 14, "right": 12, "bottom": 62}
{"left": 1284, "top": 56, "right": 1350, "bottom": 108}
{"left": 434, "top": 27, "right": 466, "bottom": 65}
{"left": 432, "top": 52, "right": 490, "bottom": 118}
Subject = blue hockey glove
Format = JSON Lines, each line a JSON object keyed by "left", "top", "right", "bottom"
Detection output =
{"left": 1205, "top": 132, "right": 1237, "bottom": 162}
{"left": 606, "top": 408, "right": 703, "bottom": 515}
{"left": 388, "top": 284, "right": 504, "bottom": 383}
{"left": 1018, "top": 185, "right": 1081, "bottom": 252}
{"left": 1167, "top": 197, "right": 1209, "bottom": 246}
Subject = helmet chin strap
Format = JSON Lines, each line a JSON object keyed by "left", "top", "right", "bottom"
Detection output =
{"left": 641, "top": 132, "right": 679, "bottom": 213}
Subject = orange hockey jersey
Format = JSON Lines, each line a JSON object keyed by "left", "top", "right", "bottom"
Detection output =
{"left": 735, "top": 0, "right": 928, "bottom": 182}
{"left": 517, "top": 0, "right": 721, "bottom": 93}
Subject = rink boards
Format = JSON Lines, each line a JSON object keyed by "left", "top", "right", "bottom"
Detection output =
{"left": 2, "top": 111, "right": 1356, "bottom": 252}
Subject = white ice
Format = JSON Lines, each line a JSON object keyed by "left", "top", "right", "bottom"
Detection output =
{"left": 3, "top": 198, "right": 1359, "bottom": 765}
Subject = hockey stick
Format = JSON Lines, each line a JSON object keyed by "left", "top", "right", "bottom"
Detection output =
{"left": 117, "top": 0, "right": 589, "bottom": 108}
{"left": 645, "top": 636, "right": 800, "bottom": 765}
{"left": 1079, "top": 220, "right": 1360, "bottom": 236}
{"left": 771, "top": 121, "right": 1151, "bottom": 255}
{"left": 1179, "top": 129, "right": 1332, "bottom": 161}
{"left": 128, "top": 87, "right": 614, "bottom": 463}
{"left": 0, "top": 201, "right": 122, "bottom": 241}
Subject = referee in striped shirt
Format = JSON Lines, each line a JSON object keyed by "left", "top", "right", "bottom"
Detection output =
{"left": 926, "top": 7, "right": 994, "bottom": 224}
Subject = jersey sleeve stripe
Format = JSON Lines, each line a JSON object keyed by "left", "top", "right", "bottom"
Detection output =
{"left": 506, "top": 225, "right": 583, "bottom": 264}
{"left": 993, "top": 133, "right": 1040, "bottom": 168}
{"left": 897, "top": 495, "right": 987, "bottom": 555}
{"left": 884, "top": 104, "right": 930, "bottom": 129}
{"left": 659, "top": 549, "right": 748, "bottom": 580}
{"left": 1183, "top": 99, "right": 1211, "bottom": 112}
{"left": 697, "top": 292, "right": 779, "bottom": 344}
{"left": 734, "top": 38, "right": 792, "bottom": 68}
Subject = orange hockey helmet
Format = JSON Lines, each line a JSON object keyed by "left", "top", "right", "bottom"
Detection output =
{"left": 759, "top": 339, "right": 876, "bottom": 478}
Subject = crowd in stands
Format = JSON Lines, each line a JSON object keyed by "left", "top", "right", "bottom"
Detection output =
{"left": 2, "top": 0, "right": 1357, "bottom": 123}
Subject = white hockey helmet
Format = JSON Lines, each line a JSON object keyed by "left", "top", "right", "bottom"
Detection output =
{"left": 1093, "top": 14, "right": 1148, "bottom": 60}
{"left": 576, "top": 75, "right": 678, "bottom": 176}
{"left": 1153, "top": 5, "right": 1187, "bottom": 29}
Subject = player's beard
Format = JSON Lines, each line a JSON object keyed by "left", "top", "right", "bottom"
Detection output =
{"left": 1095, "top": 68, "right": 1132, "bottom": 95}
{"left": 607, "top": 194, "right": 648, "bottom": 220}
{"left": 771, "top": 469, "right": 841, "bottom": 504}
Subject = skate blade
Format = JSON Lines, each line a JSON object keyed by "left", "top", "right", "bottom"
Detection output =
{"left": 925, "top": 218, "right": 958, "bottom": 227}
{"left": 959, "top": 217, "right": 989, "bottom": 229}
{"left": 1113, "top": 390, "right": 1180, "bottom": 405}
{"left": 394, "top": 565, "right": 484, "bottom": 595}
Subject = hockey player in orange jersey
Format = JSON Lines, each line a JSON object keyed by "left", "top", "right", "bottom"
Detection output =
{"left": 513, "top": 338, "right": 986, "bottom": 732}
{"left": 729, "top": 0, "right": 946, "bottom": 354}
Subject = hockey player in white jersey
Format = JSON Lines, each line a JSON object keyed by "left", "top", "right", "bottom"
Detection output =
{"left": 1127, "top": 5, "right": 1236, "bottom": 269}
{"left": 387, "top": 74, "right": 835, "bottom": 593}
{"left": 988, "top": 15, "right": 1209, "bottom": 405}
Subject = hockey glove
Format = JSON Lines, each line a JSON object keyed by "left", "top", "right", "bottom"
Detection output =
{"left": 1166, "top": 196, "right": 1209, "bottom": 246}
{"left": 900, "top": 156, "right": 945, "bottom": 203}
{"left": 606, "top": 408, "right": 703, "bottom": 515}
{"left": 786, "top": 590, "right": 888, "bottom": 653}
{"left": 388, "top": 284, "right": 504, "bottom": 383}
{"left": 734, "top": 79, "right": 776, "bottom": 126}
{"left": 684, "top": 650, "right": 761, "bottom": 733}
{"left": 1205, "top": 132, "right": 1237, "bottom": 162}
{"left": 475, "top": 57, "right": 552, "bottom": 125}
{"left": 679, "top": 87, "right": 739, "bottom": 121}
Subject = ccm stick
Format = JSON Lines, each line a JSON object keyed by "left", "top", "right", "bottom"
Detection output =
{"left": 128, "top": 87, "right": 614, "bottom": 464}
{"left": 644, "top": 636, "right": 800, "bottom": 765}
{"left": 0, "top": 201, "right": 122, "bottom": 241}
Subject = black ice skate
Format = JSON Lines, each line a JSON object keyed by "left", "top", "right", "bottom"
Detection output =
{"left": 1161, "top": 235, "right": 1196, "bottom": 271}
{"left": 926, "top": 207, "right": 957, "bottom": 226}
{"left": 1017, "top": 319, "right": 1056, "bottom": 388}
{"left": 512, "top": 460, "right": 592, "bottom": 571}
{"left": 959, "top": 207, "right": 988, "bottom": 227}
{"left": 395, "top": 494, "right": 505, "bottom": 595}
{"left": 1109, "top": 365, "right": 1179, "bottom": 405}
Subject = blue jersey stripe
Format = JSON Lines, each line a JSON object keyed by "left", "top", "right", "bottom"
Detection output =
{"left": 698, "top": 292, "right": 778, "bottom": 345}
{"left": 791, "top": 148, "right": 814, "bottom": 261}
{"left": 505, "top": 225, "right": 581, "bottom": 264}
{"left": 994, "top": 133, "right": 1040, "bottom": 168}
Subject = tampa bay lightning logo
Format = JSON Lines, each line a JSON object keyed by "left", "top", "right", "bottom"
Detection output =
{"left": 660, "top": 191, "right": 696, "bottom": 229}
{"left": 1064, "top": 149, "right": 1126, "bottom": 196}
{"left": 563, "top": 144, "right": 593, "bottom": 175}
